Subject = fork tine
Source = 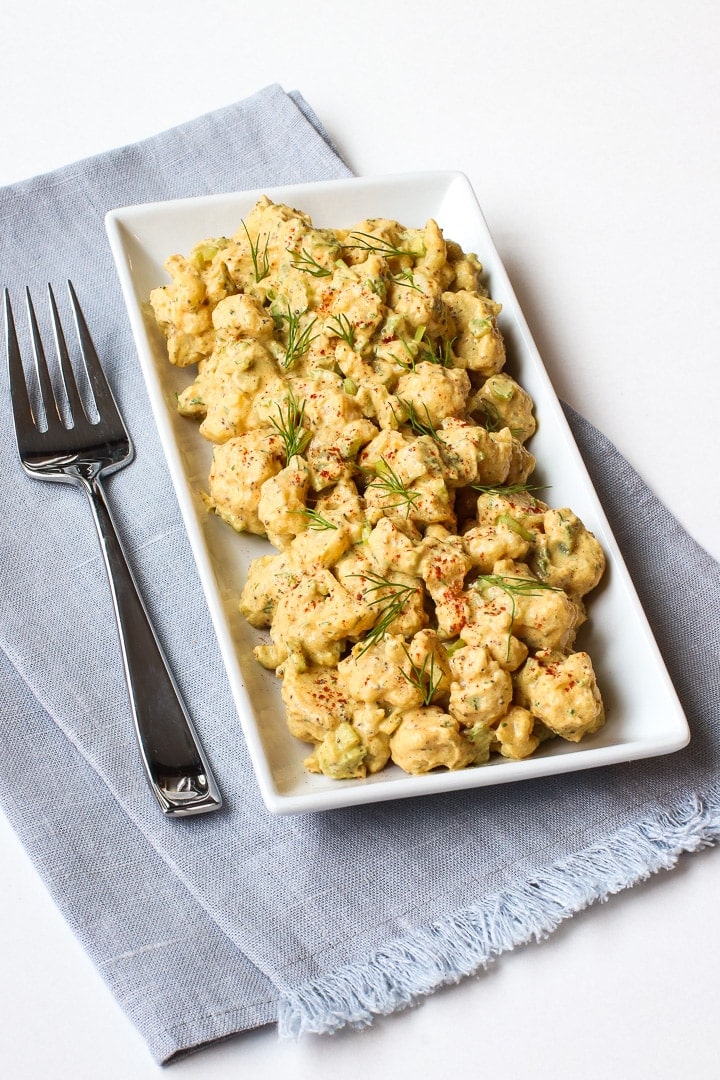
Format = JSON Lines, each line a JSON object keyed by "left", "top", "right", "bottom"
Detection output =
{"left": 67, "top": 280, "right": 124, "bottom": 428}
{"left": 47, "top": 283, "right": 87, "bottom": 425}
{"left": 4, "top": 288, "right": 36, "bottom": 436}
{"left": 26, "top": 286, "right": 64, "bottom": 432}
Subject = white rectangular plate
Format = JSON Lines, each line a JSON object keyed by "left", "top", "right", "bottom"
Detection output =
{"left": 105, "top": 172, "right": 690, "bottom": 814}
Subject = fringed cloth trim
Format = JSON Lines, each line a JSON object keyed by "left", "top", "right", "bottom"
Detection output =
{"left": 279, "top": 789, "right": 720, "bottom": 1037}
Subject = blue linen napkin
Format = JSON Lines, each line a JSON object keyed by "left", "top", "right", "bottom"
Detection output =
{"left": 0, "top": 85, "right": 718, "bottom": 1064}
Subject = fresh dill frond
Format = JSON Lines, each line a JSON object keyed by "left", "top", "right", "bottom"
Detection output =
{"left": 389, "top": 325, "right": 427, "bottom": 371}
{"left": 474, "top": 400, "right": 523, "bottom": 440}
{"left": 420, "top": 335, "right": 455, "bottom": 367}
{"left": 292, "top": 507, "right": 338, "bottom": 531}
{"left": 241, "top": 220, "right": 271, "bottom": 282}
{"left": 326, "top": 313, "right": 356, "bottom": 349}
{"left": 291, "top": 248, "right": 333, "bottom": 277}
{"left": 394, "top": 398, "right": 440, "bottom": 442}
{"left": 364, "top": 457, "right": 421, "bottom": 516}
{"left": 269, "top": 388, "right": 311, "bottom": 462}
{"left": 399, "top": 644, "right": 443, "bottom": 705}
{"left": 391, "top": 267, "right": 424, "bottom": 293}
{"left": 344, "top": 231, "right": 420, "bottom": 259}
{"left": 474, "top": 573, "right": 562, "bottom": 661}
{"left": 352, "top": 571, "right": 420, "bottom": 655}
{"left": 274, "top": 304, "right": 319, "bottom": 369}
{"left": 477, "top": 398, "right": 502, "bottom": 432}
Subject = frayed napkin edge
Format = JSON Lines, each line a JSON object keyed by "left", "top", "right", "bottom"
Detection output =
{"left": 278, "top": 785, "right": 720, "bottom": 1037}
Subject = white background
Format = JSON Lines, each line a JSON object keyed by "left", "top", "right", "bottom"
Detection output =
{"left": 1, "top": 1, "right": 719, "bottom": 1077}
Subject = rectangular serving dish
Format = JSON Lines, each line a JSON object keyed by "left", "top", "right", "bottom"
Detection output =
{"left": 105, "top": 171, "right": 690, "bottom": 814}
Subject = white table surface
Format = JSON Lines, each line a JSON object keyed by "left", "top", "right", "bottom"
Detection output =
{"left": 1, "top": 2, "right": 718, "bottom": 1077}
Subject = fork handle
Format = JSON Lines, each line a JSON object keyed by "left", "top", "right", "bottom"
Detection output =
{"left": 81, "top": 473, "right": 223, "bottom": 816}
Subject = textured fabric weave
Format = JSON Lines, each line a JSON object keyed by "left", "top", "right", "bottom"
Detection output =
{"left": 0, "top": 85, "right": 718, "bottom": 1063}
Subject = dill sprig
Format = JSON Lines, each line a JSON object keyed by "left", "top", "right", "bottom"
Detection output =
{"left": 391, "top": 267, "right": 424, "bottom": 293}
{"left": 474, "top": 573, "right": 562, "bottom": 661}
{"left": 344, "top": 231, "right": 421, "bottom": 259}
{"left": 326, "top": 313, "right": 356, "bottom": 349}
{"left": 274, "top": 305, "right": 319, "bottom": 369}
{"left": 477, "top": 398, "right": 502, "bottom": 432}
{"left": 352, "top": 571, "right": 420, "bottom": 655}
{"left": 399, "top": 644, "right": 444, "bottom": 705}
{"left": 389, "top": 325, "right": 427, "bottom": 371}
{"left": 394, "top": 398, "right": 440, "bottom": 442}
{"left": 420, "top": 335, "right": 455, "bottom": 367}
{"left": 291, "top": 248, "right": 333, "bottom": 277}
{"left": 364, "top": 457, "right": 421, "bottom": 516}
{"left": 474, "top": 399, "right": 523, "bottom": 439}
{"left": 269, "top": 388, "right": 311, "bottom": 462}
{"left": 292, "top": 507, "right": 338, "bottom": 531}
{"left": 241, "top": 221, "right": 271, "bottom": 282}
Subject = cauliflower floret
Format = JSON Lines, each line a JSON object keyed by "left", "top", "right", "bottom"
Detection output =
{"left": 362, "top": 435, "right": 454, "bottom": 530}
{"left": 470, "top": 373, "right": 536, "bottom": 444}
{"left": 306, "top": 416, "right": 378, "bottom": 490}
{"left": 492, "top": 705, "right": 540, "bottom": 760}
{"left": 448, "top": 644, "right": 513, "bottom": 727}
{"left": 416, "top": 526, "right": 473, "bottom": 639}
{"left": 333, "top": 343, "right": 400, "bottom": 429}
{"left": 312, "top": 479, "right": 367, "bottom": 543}
{"left": 462, "top": 520, "right": 531, "bottom": 572}
{"left": 475, "top": 559, "right": 582, "bottom": 653}
{"left": 394, "top": 362, "right": 470, "bottom": 427}
{"left": 461, "top": 588, "right": 529, "bottom": 671}
{"left": 441, "top": 290, "right": 505, "bottom": 374}
{"left": 387, "top": 270, "right": 452, "bottom": 337}
{"left": 514, "top": 649, "right": 605, "bottom": 742}
{"left": 351, "top": 703, "right": 399, "bottom": 774}
{"left": 288, "top": 526, "right": 356, "bottom": 576}
{"left": 474, "top": 490, "right": 549, "bottom": 535}
{"left": 390, "top": 707, "right": 476, "bottom": 773}
{"left": 337, "top": 634, "right": 425, "bottom": 710}
{"left": 211, "top": 293, "right": 275, "bottom": 340}
{"left": 531, "top": 509, "right": 606, "bottom": 598}
{"left": 406, "top": 628, "right": 452, "bottom": 703}
{"left": 198, "top": 341, "right": 285, "bottom": 443}
{"left": 337, "top": 558, "right": 428, "bottom": 640}
{"left": 278, "top": 655, "right": 354, "bottom": 743}
{"left": 149, "top": 254, "right": 213, "bottom": 366}
{"left": 208, "top": 431, "right": 283, "bottom": 535}
{"left": 238, "top": 552, "right": 299, "bottom": 628}
{"left": 365, "top": 517, "right": 422, "bottom": 577}
{"left": 261, "top": 569, "right": 376, "bottom": 669}
{"left": 258, "top": 457, "right": 311, "bottom": 549}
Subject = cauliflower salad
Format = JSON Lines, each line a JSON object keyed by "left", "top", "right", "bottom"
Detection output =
{"left": 150, "top": 196, "right": 606, "bottom": 780}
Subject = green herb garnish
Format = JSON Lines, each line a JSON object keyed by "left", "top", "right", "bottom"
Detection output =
{"left": 364, "top": 457, "right": 421, "bottom": 516}
{"left": 241, "top": 221, "right": 271, "bottom": 282}
{"left": 269, "top": 388, "right": 311, "bottom": 462}
{"left": 391, "top": 267, "right": 423, "bottom": 293}
{"left": 474, "top": 574, "right": 562, "bottom": 661}
{"left": 352, "top": 572, "right": 420, "bottom": 655}
{"left": 344, "top": 231, "right": 421, "bottom": 259}
{"left": 399, "top": 644, "right": 444, "bottom": 705}
{"left": 326, "top": 313, "right": 356, "bottom": 349}
{"left": 293, "top": 507, "right": 338, "bottom": 531}
{"left": 291, "top": 248, "right": 333, "bottom": 277}
{"left": 394, "top": 398, "right": 440, "bottom": 442}
{"left": 275, "top": 304, "right": 319, "bottom": 369}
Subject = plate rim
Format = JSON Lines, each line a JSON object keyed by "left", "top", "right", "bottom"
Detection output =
{"left": 105, "top": 170, "right": 690, "bottom": 814}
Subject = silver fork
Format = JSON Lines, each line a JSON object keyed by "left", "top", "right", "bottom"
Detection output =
{"left": 4, "top": 281, "right": 222, "bottom": 817}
